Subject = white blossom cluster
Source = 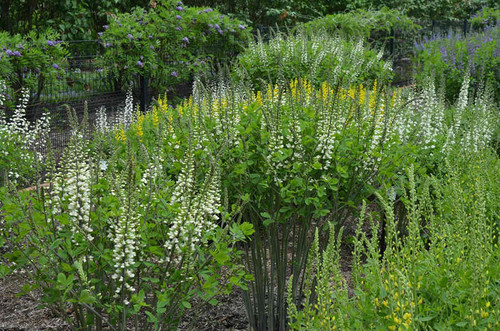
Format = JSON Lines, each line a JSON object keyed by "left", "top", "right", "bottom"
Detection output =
{"left": 0, "top": 86, "right": 50, "bottom": 183}
{"left": 95, "top": 87, "right": 136, "bottom": 133}
{"left": 110, "top": 188, "right": 140, "bottom": 299}
{"left": 164, "top": 156, "right": 220, "bottom": 266}
{"left": 51, "top": 137, "right": 93, "bottom": 241}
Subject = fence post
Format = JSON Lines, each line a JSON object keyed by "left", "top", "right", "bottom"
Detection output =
{"left": 390, "top": 28, "right": 395, "bottom": 57}
{"left": 463, "top": 19, "right": 468, "bottom": 37}
{"left": 432, "top": 20, "right": 436, "bottom": 36}
{"left": 140, "top": 74, "right": 149, "bottom": 112}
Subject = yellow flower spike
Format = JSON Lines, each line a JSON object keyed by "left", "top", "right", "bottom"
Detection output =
{"left": 403, "top": 313, "right": 411, "bottom": 321}
{"left": 486, "top": 302, "right": 491, "bottom": 308}
{"left": 256, "top": 91, "right": 263, "bottom": 106}
{"left": 388, "top": 326, "right": 396, "bottom": 331}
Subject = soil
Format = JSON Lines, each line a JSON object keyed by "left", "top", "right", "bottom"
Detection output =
{"left": 0, "top": 214, "right": 366, "bottom": 331}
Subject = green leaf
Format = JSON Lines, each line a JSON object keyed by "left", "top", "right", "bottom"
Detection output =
{"left": 181, "top": 301, "right": 191, "bottom": 309}
{"left": 57, "top": 273, "right": 66, "bottom": 284}
{"left": 78, "top": 289, "right": 95, "bottom": 304}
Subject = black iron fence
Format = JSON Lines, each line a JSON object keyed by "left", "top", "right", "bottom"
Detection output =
{"left": 1, "top": 19, "right": 492, "bottom": 154}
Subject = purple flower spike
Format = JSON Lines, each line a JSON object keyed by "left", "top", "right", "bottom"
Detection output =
{"left": 217, "top": 29, "right": 223, "bottom": 35}
{"left": 150, "top": 45, "right": 155, "bottom": 50}
{"left": 47, "top": 40, "right": 56, "bottom": 46}
{"left": 176, "top": 6, "right": 184, "bottom": 11}
{"left": 176, "top": 26, "right": 182, "bottom": 31}
{"left": 105, "top": 42, "right": 111, "bottom": 48}
{"left": 176, "top": 15, "right": 182, "bottom": 20}
{"left": 17, "top": 44, "right": 24, "bottom": 50}
{"left": 137, "top": 60, "right": 144, "bottom": 68}
{"left": 13, "top": 51, "right": 21, "bottom": 57}
{"left": 103, "top": 25, "right": 109, "bottom": 29}
{"left": 183, "top": 37, "right": 189, "bottom": 43}
{"left": 203, "top": 8, "right": 213, "bottom": 13}
{"left": 53, "top": 63, "right": 60, "bottom": 69}
{"left": 149, "top": 35, "right": 153, "bottom": 40}
{"left": 127, "top": 33, "right": 134, "bottom": 40}
{"left": 171, "top": 71, "right": 178, "bottom": 77}
{"left": 98, "top": 32, "right": 103, "bottom": 37}
{"left": 177, "top": 1, "right": 183, "bottom": 5}
{"left": 239, "top": 24, "right": 246, "bottom": 30}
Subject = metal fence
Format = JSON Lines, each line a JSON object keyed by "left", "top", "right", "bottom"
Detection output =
{"left": 2, "top": 19, "right": 489, "bottom": 155}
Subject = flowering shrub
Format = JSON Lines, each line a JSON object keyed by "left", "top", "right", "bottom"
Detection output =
{"left": 0, "top": 30, "right": 69, "bottom": 105}
{"left": 470, "top": 6, "right": 500, "bottom": 30}
{"left": 232, "top": 30, "right": 393, "bottom": 91}
{"left": 413, "top": 24, "right": 500, "bottom": 101}
{"left": 98, "top": 0, "right": 251, "bottom": 93}
{"left": 0, "top": 102, "right": 254, "bottom": 329}
{"left": 0, "top": 83, "right": 50, "bottom": 186}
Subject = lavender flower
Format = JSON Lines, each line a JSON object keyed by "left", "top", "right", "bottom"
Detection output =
{"left": 105, "top": 42, "right": 111, "bottom": 48}
{"left": 171, "top": 71, "right": 178, "bottom": 77}
{"left": 150, "top": 45, "right": 155, "bottom": 50}
{"left": 127, "top": 33, "right": 134, "bottom": 40}
{"left": 183, "top": 37, "right": 189, "bottom": 43}
{"left": 103, "top": 25, "right": 109, "bottom": 29}
{"left": 208, "top": 24, "right": 214, "bottom": 28}
{"left": 47, "top": 40, "right": 56, "bottom": 46}
{"left": 214, "top": 23, "right": 220, "bottom": 29}
{"left": 98, "top": 32, "right": 103, "bottom": 37}
{"left": 176, "top": 15, "right": 182, "bottom": 20}
{"left": 13, "top": 51, "right": 21, "bottom": 57}
{"left": 17, "top": 44, "right": 24, "bottom": 49}
{"left": 53, "top": 63, "right": 60, "bottom": 69}
{"left": 5, "top": 49, "right": 13, "bottom": 56}
{"left": 176, "top": 26, "right": 182, "bottom": 31}
{"left": 137, "top": 60, "right": 144, "bottom": 68}
{"left": 177, "top": 1, "right": 183, "bottom": 5}
{"left": 176, "top": 6, "right": 184, "bottom": 11}
{"left": 204, "top": 8, "right": 213, "bottom": 13}
{"left": 239, "top": 24, "right": 246, "bottom": 30}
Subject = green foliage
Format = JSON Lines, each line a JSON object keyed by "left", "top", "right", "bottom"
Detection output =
{"left": 289, "top": 149, "right": 500, "bottom": 330}
{"left": 98, "top": 1, "right": 252, "bottom": 94}
{"left": 232, "top": 30, "right": 392, "bottom": 91}
{"left": 413, "top": 25, "right": 500, "bottom": 102}
{"left": 470, "top": 6, "right": 500, "bottom": 30}
{"left": 298, "top": 8, "right": 418, "bottom": 42}
{"left": 0, "top": 30, "right": 69, "bottom": 104}
{"left": 0, "top": 110, "right": 252, "bottom": 329}
{"left": 0, "top": 0, "right": 149, "bottom": 40}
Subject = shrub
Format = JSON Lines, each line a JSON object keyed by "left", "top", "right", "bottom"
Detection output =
{"left": 0, "top": 29, "right": 69, "bottom": 106}
{"left": 470, "top": 6, "right": 500, "bottom": 30}
{"left": 0, "top": 103, "right": 253, "bottom": 329}
{"left": 232, "top": 30, "right": 393, "bottom": 91}
{"left": 98, "top": 0, "right": 252, "bottom": 95}
{"left": 0, "top": 84, "right": 50, "bottom": 187}
{"left": 298, "top": 8, "right": 419, "bottom": 45}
